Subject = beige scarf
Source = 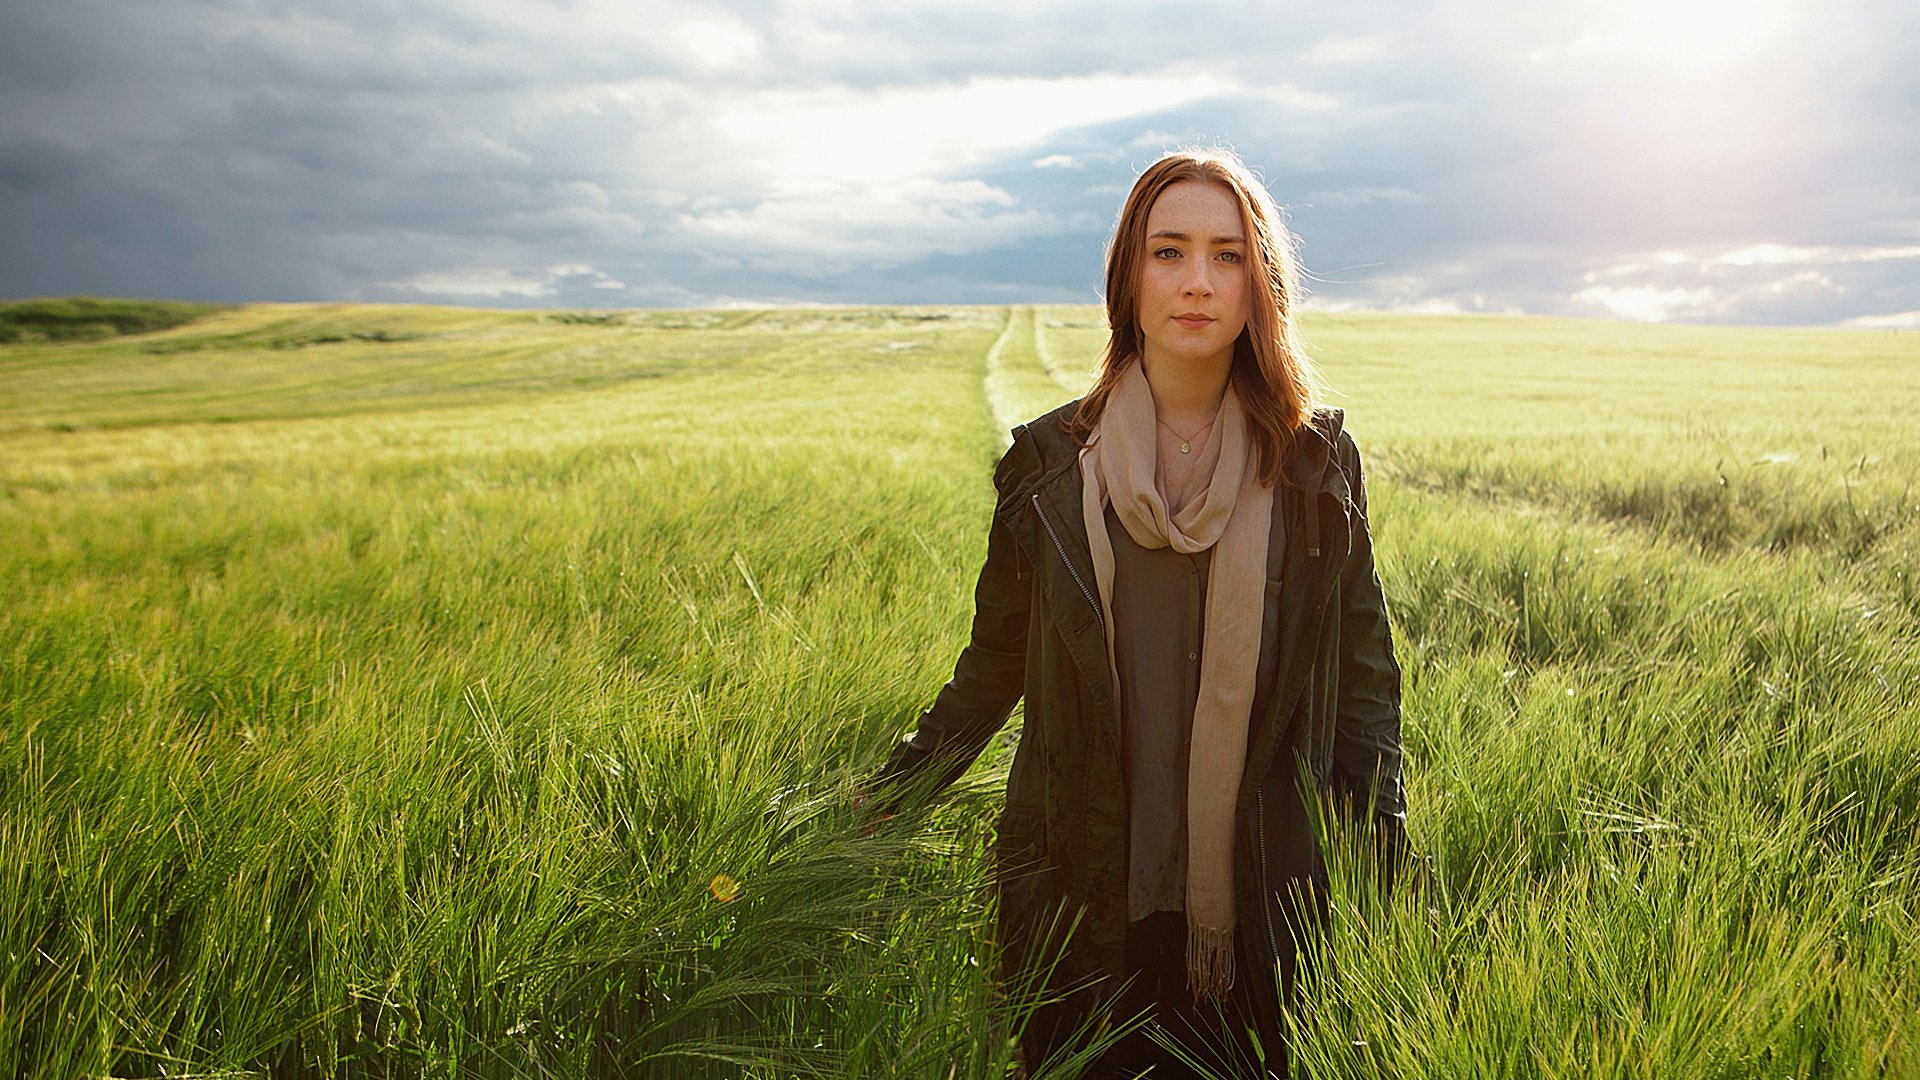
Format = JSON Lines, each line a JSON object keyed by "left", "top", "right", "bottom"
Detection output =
{"left": 1079, "top": 361, "right": 1274, "bottom": 1003}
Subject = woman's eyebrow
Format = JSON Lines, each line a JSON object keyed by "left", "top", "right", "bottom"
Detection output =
{"left": 1147, "top": 229, "right": 1247, "bottom": 244}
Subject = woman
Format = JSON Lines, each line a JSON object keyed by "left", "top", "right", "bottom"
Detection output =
{"left": 867, "top": 148, "right": 1406, "bottom": 1077}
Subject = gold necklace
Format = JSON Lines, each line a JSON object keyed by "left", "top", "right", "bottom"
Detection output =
{"left": 1157, "top": 415, "right": 1216, "bottom": 455}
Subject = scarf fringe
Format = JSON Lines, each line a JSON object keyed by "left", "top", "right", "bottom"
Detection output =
{"left": 1186, "top": 922, "right": 1236, "bottom": 1004}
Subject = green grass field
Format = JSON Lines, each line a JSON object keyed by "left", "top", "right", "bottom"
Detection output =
{"left": 2, "top": 300, "right": 1916, "bottom": 1078}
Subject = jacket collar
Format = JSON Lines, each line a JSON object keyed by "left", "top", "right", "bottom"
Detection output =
{"left": 1277, "top": 413, "right": 1350, "bottom": 500}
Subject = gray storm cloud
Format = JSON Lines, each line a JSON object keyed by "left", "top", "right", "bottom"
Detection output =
{"left": 1, "top": 0, "right": 1915, "bottom": 324}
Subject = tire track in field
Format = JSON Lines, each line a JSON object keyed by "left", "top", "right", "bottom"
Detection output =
{"left": 1032, "top": 309, "right": 1095, "bottom": 395}
{"left": 981, "top": 307, "right": 1025, "bottom": 452}
{"left": 981, "top": 305, "right": 1078, "bottom": 452}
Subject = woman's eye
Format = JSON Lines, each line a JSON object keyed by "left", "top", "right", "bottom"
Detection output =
{"left": 1219, "top": 250, "right": 1243, "bottom": 264}
{"left": 1154, "top": 247, "right": 1180, "bottom": 259}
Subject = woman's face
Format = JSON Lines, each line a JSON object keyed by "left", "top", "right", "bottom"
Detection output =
{"left": 1135, "top": 179, "right": 1252, "bottom": 377}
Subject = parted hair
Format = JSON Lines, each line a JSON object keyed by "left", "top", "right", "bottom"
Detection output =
{"left": 1066, "top": 148, "right": 1319, "bottom": 486}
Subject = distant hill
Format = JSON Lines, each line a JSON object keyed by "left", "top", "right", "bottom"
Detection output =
{"left": 0, "top": 297, "right": 232, "bottom": 343}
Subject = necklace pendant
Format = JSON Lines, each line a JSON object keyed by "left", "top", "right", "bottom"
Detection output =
{"left": 1180, "top": 441, "right": 1191, "bottom": 454}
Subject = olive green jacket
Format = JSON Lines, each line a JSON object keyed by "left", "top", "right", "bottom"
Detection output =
{"left": 873, "top": 401, "right": 1405, "bottom": 1057}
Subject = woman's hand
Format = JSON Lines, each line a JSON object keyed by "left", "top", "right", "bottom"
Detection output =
{"left": 851, "top": 788, "right": 896, "bottom": 836}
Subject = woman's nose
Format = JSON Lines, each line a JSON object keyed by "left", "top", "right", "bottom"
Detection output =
{"left": 1182, "top": 262, "right": 1213, "bottom": 296}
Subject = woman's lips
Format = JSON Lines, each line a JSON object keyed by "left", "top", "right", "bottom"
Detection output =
{"left": 1173, "top": 314, "right": 1213, "bottom": 329}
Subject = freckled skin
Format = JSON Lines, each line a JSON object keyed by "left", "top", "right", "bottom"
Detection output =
{"left": 1135, "top": 181, "right": 1253, "bottom": 389}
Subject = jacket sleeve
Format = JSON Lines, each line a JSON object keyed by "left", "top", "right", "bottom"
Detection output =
{"left": 865, "top": 448, "right": 1032, "bottom": 809}
{"left": 1330, "top": 429, "right": 1407, "bottom": 831}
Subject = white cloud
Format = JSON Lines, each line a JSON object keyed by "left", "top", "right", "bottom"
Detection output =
{"left": 1574, "top": 284, "right": 1722, "bottom": 322}
{"left": 1395, "top": 297, "right": 1467, "bottom": 315}
{"left": 1569, "top": 256, "right": 1858, "bottom": 322}
{"left": 480, "top": 66, "right": 1245, "bottom": 276}
{"left": 1304, "top": 35, "right": 1390, "bottom": 65}
{"left": 383, "top": 262, "right": 626, "bottom": 299}
{"left": 1712, "top": 243, "right": 1920, "bottom": 268}
{"left": 651, "top": 7, "right": 764, "bottom": 73}
{"left": 1841, "top": 311, "right": 1920, "bottom": 329}
{"left": 558, "top": 68, "right": 1246, "bottom": 272}
{"left": 1856, "top": 245, "right": 1920, "bottom": 263}
{"left": 384, "top": 268, "right": 557, "bottom": 300}
{"left": 701, "top": 70, "right": 1240, "bottom": 192}
{"left": 1302, "top": 186, "right": 1425, "bottom": 209}
{"left": 1127, "top": 129, "right": 1188, "bottom": 150}
{"left": 1714, "top": 243, "right": 1830, "bottom": 267}
{"left": 675, "top": 177, "right": 1055, "bottom": 274}
{"left": 1760, "top": 270, "right": 1838, "bottom": 295}
{"left": 1251, "top": 85, "right": 1345, "bottom": 112}
{"left": 1564, "top": 240, "right": 1919, "bottom": 322}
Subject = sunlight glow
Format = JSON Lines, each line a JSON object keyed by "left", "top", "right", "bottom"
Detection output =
{"left": 1545, "top": 0, "right": 1800, "bottom": 76}
{"left": 710, "top": 72, "right": 1243, "bottom": 190}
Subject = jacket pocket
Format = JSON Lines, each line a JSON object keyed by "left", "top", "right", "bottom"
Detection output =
{"left": 993, "top": 806, "right": 1065, "bottom": 981}
{"left": 1252, "top": 766, "right": 1331, "bottom": 939}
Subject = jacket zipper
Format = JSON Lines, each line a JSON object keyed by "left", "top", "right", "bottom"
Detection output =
{"left": 1031, "top": 493, "right": 1103, "bottom": 629}
{"left": 1255, "top": 788, "right": 1281, "bottom": 962}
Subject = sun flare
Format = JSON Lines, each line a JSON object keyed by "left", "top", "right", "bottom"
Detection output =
{"left": 1572, "top": 0, "right": 1798, "bottom": 76}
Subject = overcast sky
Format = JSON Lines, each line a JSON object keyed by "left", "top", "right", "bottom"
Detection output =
{"left": 2, "top": 0, "right": 1917, "bottom": 325}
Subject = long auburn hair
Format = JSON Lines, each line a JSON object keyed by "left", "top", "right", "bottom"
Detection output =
{"left": 1067, "top": 148, "right": 1319, "bottom": 486}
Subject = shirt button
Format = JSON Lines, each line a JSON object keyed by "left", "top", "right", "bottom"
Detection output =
{"left": 1188, "top": 652, "right": 1198, "bottom": 662}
